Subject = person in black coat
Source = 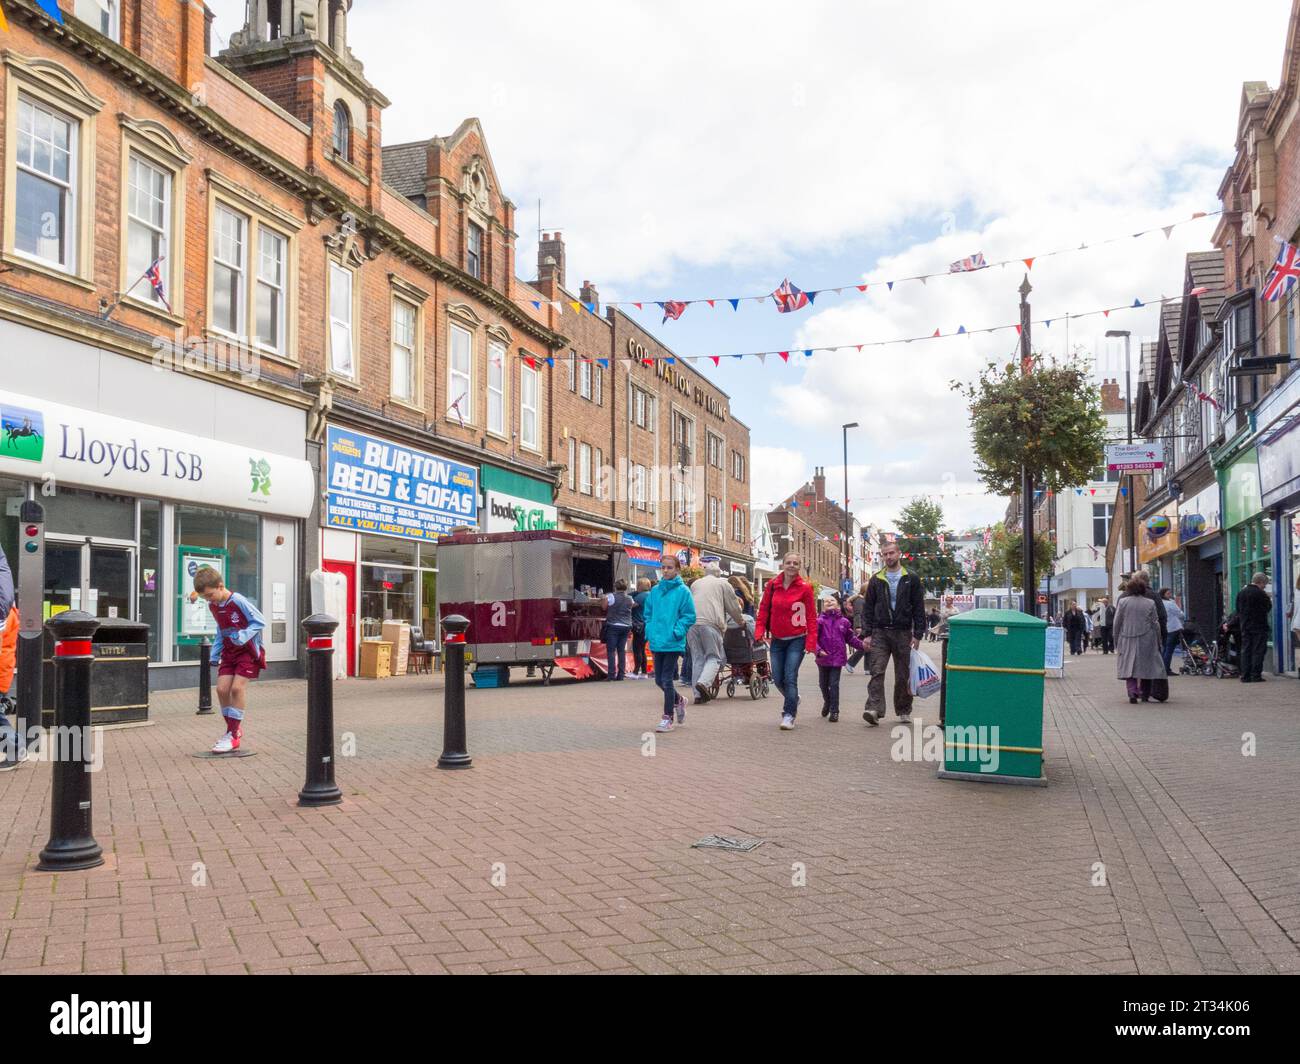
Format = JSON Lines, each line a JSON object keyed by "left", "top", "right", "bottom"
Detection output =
{"left": 1063, "top": 602, "right": 1087, "bottom": 655}
{"left": 1235, "top": 573, "right": 1272, "bottom": 683}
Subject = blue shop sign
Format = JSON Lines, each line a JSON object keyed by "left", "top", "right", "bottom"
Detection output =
{"left": 620, "top": 532, "right": 664, "bottom": 552}
{"left": 325, "top": 426, "right": 478, "bottom": 542}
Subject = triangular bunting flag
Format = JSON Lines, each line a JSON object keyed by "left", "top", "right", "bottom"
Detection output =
{"left": 803, "top": 349, "right": 813, "bottom": 358}
{"left": 756, "top": 353, "right": 767, "bottom": 365}
{"left": 957, "top": 325, "right": 966, "bottom": 334}
{"left": 1191, "top": 211, "right": 1207, "bottom": 219}
{"left": 710, "top": 356, "right": 720, "bottom": 367}
{"left": 570, "top": 302, "right": 582, "bottom": 313}
{"left": 1024, "top": 258, "right": 1034, "bottom": 270}
{"left": 34, "top": 0, "right": 64, "bottom": 24}
{"left": 1046, "top": 320, "right": 1052, "bottom": 328}
{"left": 707, "top": 300, "right": 715, "bottom": 308}
{"left": 525, "top": 357, "right": 536, "bottom": 369}
{"left": 1089, "top": 488, "right": 1096, "bottom": 495}
{"left": 856, "top": 345, "right": 863, "bottom": 352}
{"left": 887, "top": 281, "right": 894, "bottom": 291}
{"left": 1162, "top": 226, "right": 1174, "bottom": 239}
{"left": 754, "top": 296, "right": 766, "bottom": 305}
{"left": 1103, "top": 309, "right": 1110, "bottom": 317}
{"left": 857, "top": 284, "right": 868, "bottom": 292}
{"left": 530, "top": 300, "right": 542, "bottom": 310}
{"left": 1132, "top": 298, "right": 1143, "bottom": 308}
{"left": 779, "top": 352, "right": 790, "bottom": 362}
{"left": 729, "top": 298, "right": 740, "bottom": 311}
{"left": 1120, "top": 487, "right": 1128, "bottom": 497}
{"left": 597, "top": 359, "right": 609, "bottom": 368}
{"left": 634, "top": 302, "right": 643, "bottom": 310}
{"left": 544, "top": 357, "right": 555, "bottom": 367}
{"left": 932, "top": 329, "right": 941, "bottom": 337}
{"left": 665, "top": 357, "right": 676, "bottom": 364}
{"left": 1189, "top": 286, "right": 1209, "bottom": 297}
{"left": 918, "top": 276, "right": 927, "bottom": 286}
{"left": 1076, "top": 489, "right": 1083, "bottom": 496}
{"left": 582, "top": 302, "right": 596, "bottom": 314}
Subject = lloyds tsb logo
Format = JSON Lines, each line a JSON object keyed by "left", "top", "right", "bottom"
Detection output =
{"left": 249, "top": 457, "right": 271, "bottom": 496}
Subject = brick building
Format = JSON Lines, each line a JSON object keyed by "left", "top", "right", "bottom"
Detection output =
{"left": 0, "top": 0, "right": 754, "bottom": 682}
{"left": 530, "top": 234, "right": 753, "bottom": 584}
{"left": 767, "top": 468, "right": 862, "bottom": 593}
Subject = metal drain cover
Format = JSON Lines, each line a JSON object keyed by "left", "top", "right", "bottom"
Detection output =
{"left": 692, "top": 835, "right": 763, "bottom": 852}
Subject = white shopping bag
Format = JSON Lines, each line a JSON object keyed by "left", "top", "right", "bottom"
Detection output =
{"left": 909, "top": 647, "right": 942, "bottom": 699}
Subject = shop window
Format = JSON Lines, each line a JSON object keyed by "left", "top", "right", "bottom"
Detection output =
{"left": 359, "top": 536, "right": 436, "bottom": 639}
{"left": 173, "top": 505, "right": 260, "bottom": 663}
{"left": 44, "top": 487, "right": 135, "bottom": 540}
{"left": 139, "top": 500, "right": 161, "bottom": 662}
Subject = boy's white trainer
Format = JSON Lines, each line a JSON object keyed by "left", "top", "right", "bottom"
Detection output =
{"left": 212, "top": 733, "right": 235, "bottom": 753}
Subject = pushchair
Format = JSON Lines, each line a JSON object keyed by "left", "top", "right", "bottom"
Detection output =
{"left": 1176, "top": 623, "right": 1213, "bottom": 676}
{"left": 712, "top": 625, "right": 771, "bottom": 700}
{"left": 1211, "top": 615, "right": 1242, "bottom": 679}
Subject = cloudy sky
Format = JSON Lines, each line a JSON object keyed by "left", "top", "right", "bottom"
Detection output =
{"left": 209, "top": 0, "right": 1295, "bottom": 533}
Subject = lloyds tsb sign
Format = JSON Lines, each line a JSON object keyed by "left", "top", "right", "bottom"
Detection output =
{"left": 484, "top": 489, "right": 558, "bottom": 533}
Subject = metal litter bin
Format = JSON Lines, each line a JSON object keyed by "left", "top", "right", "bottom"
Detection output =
{"left": 939, "top": 608, "right": 1046, "bottom": 786}
{"left": 42, "top": 618, "right": 150, "bottom": 727}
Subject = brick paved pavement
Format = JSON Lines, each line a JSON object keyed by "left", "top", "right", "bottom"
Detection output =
{"left": 1, "top": 649, "right": 1296, "bottom": 974}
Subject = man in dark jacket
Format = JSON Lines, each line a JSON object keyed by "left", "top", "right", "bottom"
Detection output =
{"left": 1063, "top": 603, "right": 1087, "bottom": 655}
{"left": 861, "top": 542, "right": 927, "bottom": 726}
{"left": 1100, "top": 598, "right": 1116, "bottom": 654}
{"left": 1235, "top": 572, "right": 1272, "bottom": 683}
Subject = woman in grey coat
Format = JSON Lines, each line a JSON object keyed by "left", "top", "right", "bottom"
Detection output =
{"left": 1113, "top": 574, "right": 1168, "bottom": 703}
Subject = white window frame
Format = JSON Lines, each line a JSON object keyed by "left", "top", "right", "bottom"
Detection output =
{"left": 122, "top": 144, "right": 180, "bottom": 318}
{"left": 3, "top": 56, "right": 103, "bottom": 286}
{"left": 594, "top": 447, "right": 604, "bottom": 500}
{"left": 568, "top": 351, "right": 577, "bottom": 392}
{"left": 73, "top": 0, "right": 120, "bottom": 41}
{"left": 520, "top": 361, "right": 540, "bottom": 452}
{"left": 580, "top": 443, "right": 593, "bottom": 495}
{"left": 390, "top": 296, "right": 419, "bottom": 404}
{"left": 567, "top": 437, "right": 576, "bottom": 491}
{"left": 467, "top": 222, "right": 484, "bottom": 281}
{"left": 328, "top": 260, "right": 356, "bottom": 379}
{"left": 14, "top": 94, "right": 78, "bottom": 273}
{"left": 212, "top": 202, "right": 248, "bottom": 339}
{"left": 580, "top": 359, "right": 592, "bottom": 399}
{"left": 487, "top": 340, "right": 507, "bottom": 436}
{"left": 594, "top": 364, "right": 603, "bottom": 406}
{"left": 255, "top": 226, "right": 288, "bottom": 355}
{"left": 448, "top": 322, "right": 474, "bottom": 426}
{"left": 332, "top": 100, "right": 351, "bottom": 162}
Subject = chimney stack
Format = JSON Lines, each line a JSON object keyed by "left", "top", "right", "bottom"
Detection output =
{"left": 580, "top": 279, "right": 600, "bottom": 310}
{"left": 813, "top": 467, "right": 826, "bottom": 510}
{"left": 538, "top": 231, "right": 566, "bottom": 290}
{"left": 1100, "top": 377, "right": 1125, "bottom": 414}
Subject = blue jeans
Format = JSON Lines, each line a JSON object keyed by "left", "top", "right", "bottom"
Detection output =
{"left": 1162, "top": 630, "right": 1181, "bottom": 674}
{"left": 769, "top": 636, "right": 806, "bottom": 719}
{"left": 606, "top": 625, "right": 629, "bottom": 680}
{"left": 654, "top": 651, "right": 681, "bottom": 718}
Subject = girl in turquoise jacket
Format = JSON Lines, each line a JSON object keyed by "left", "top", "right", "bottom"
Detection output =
{"left": 643, "top": 560, "right": 696, "bottom": 730}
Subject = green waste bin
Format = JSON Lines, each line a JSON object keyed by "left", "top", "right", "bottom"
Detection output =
{"left": 939, "top": 609, "right": 1046, "bottom": 786}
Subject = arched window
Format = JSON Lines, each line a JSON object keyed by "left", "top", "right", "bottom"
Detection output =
{"left": 332, "top": 100, "right": 351, "bottom": 161}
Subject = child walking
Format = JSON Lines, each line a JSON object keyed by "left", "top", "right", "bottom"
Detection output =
{"left": 815, "top": 594, "right": 863, "bottom": 723}
{"left": 643, "top": 554, "right": 696, "bottom": 733}
{"left": 194, "top": 567, "right": 265, "bottom": 753}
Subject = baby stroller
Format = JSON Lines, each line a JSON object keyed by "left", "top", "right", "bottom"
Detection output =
{"left": 1210, "top": 615, "right": 1242, "bottom": 679}
{"left": 1176, "top": 623, "right": 1213, "bottom": 676}
{"left": 713, "top": 624, "right": 771, "bottom": 700}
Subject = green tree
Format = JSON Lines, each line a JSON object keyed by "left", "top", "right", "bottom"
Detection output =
{"left": 1002, "top": 531, "right": 1055, "bottom": 587}
{"left": 953, "top": 352, "right": 1107, "bottom": 494}
{"left": 895, "top": 497, "right": 962, "bottom": 594}
{"left": 962, "top": 522, "right": 1053, "bottom": 589}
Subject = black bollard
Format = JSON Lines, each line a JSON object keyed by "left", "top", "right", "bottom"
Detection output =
{"left": 298, "top": 614, "right": 343, "bottom": 807}
{"left": 36, "top": 612, "right": 104, "bottom": 872}
{"left": 196, "top": 639, "right": 214, "bottom": 715}
{"left": 437, "top": 614, "right": 472, "bottom": 770}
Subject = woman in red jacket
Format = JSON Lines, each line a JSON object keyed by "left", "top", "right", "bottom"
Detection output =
{"left": 755, "top": 552, "right": 817, "bottom": 730}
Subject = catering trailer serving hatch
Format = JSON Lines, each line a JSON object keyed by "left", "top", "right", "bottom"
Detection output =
{"left": 437, "top": 530, "right": 634, "bottom": 683}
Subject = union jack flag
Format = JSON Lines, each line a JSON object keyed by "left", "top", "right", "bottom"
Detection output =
{"left": 143, "top": 256, "right": 171, "bottom": 313}
{"left": 1262, "top": 240, "right": 1300, "bottom": 302}
{"left": 771, "top": 278, "right": 810, "bottom": 314}
{"left": 949, "top": 252, "right": 987, "bottom": 273}
{"left": 659, "top": 300, "right": 688, "bottom": 323}
{"left": 1184, "top": 380, "right": 1220, "bottom": 411}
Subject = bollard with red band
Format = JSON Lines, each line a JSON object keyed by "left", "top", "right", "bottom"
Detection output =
{"left": 197, "top": 638, "right": 214, "bottom": 715}
{"left": 437, "top": 614, "right": 472, "bottom": 770}
{"left": 298, "top": 614, "right": 343, "bottom": 807}
{"left": 36, "top": 612, "right": 105, "bottom": 872}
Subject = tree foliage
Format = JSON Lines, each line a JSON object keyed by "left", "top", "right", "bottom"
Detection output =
{"left": 895, "top": 497, "right": 962, "bottom": 593}
{"left": 962, "top": 522, "right": 1052, "bottom": 588}
{"left": 953, "top": 353, "right": 1107, "bottom": 495}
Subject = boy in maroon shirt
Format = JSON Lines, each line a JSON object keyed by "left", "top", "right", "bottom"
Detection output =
{"left": 194, "top": 567, "right": 266, "bottom": 752}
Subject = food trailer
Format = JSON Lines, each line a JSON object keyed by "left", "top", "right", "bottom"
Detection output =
{"left": 437, "top": 530, "right": 635, "bottom": 683}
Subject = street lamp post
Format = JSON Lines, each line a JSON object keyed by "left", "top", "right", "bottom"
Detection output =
{"left": 1019, "top": 276, "right": 1035, "bottom": 616}
{"left": 842, "top": 422, "right": 858, "bottom": 592}
{"left": 1106, "top": 329, "right": 1136, "bottom": 575}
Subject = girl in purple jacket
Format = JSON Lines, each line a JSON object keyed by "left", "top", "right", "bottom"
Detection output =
{"left": 815, "top": 597, "right": 864, "bottom": 722}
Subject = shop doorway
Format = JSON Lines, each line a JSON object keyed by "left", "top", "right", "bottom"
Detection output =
{"left": 45, "top": 538, "right": 136, "bottom": 621}
{"left": 322, "top": 559, "right": 357, "bottom": 677}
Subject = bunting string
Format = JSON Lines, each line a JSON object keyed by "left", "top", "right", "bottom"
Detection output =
{"left": 515, "top": 210, "right": 1220, "bottom": 316}
{"left": 517, "top": 288, "right": 1216, "bottom": 367}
